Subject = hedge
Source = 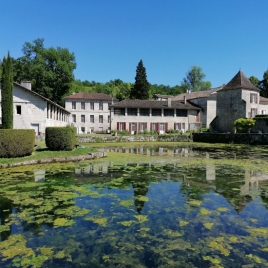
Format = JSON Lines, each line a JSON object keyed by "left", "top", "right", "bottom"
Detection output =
{"left": 0, "top": 129, "right": 35, "bottom": 158}
{"left": 45, "top": 126, "right": 76, "bottom": 151}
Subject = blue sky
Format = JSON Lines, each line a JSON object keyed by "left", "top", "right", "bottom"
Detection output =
{"left": 1, "top": 0, "right": 268, "bottom": 87}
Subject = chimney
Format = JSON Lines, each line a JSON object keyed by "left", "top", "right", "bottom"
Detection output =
{"left": 168, "top": 97, "right": 171, "bottom": 107}
{"left": 184, "top": 95, "right": 187, "bottom": 105}
{"left": 21, "top": 81, "right": 31, "bottom": 90}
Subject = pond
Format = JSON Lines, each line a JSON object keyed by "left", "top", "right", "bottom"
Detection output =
{"left": 1, "top": 144, "right": 268, "bottom": 267}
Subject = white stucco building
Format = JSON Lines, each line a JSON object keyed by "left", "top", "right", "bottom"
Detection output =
{"left": 110, "top": 98, "right": 201, "bottom": 134}
{"left": 0, "top": 81, "right": 71, "bottom": 135}
{"left": 64, "top": 92, "right": 118, "bottom": 134}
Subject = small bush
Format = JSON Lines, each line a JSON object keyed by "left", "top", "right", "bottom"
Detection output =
{"left": 45, "top": 126, "right": 76, "bottom": 151}
{"left": 234, "top": 118, "right": 256, "bottom": 133}
{"left": 0, "top": 129, "right": 35, "bottom": 158}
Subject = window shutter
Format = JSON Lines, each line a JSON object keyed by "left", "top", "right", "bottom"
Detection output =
{"left": 150, "top": 123, "right": 152, "bottom": 131}
{"left": 174, "top": 123, "right": 176, "bottom": 130}
{"left": 124, "top": 122, "right": 126, "bottom": 130}
{"left": 165, "top": 123, "right": 168, "bottom": 132}
{"left": 145, "top": 122, "right": 147, "bottom": 130}
{"left": 129, "top": 122, "right": 131, "bottom": 132}
{"left": 117, "top": 122, "right": 119, "bottom": 130}
{"left": 157, "top": 123, "right": 160, "bottom": 133}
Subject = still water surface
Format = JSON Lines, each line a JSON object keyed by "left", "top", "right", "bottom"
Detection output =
{"left": 1, "top": 145, "right": 268, "bottom": 267}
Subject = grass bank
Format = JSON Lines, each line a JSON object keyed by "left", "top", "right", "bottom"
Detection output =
{"left": 0, "top": 140, "right": 96, "bottom": 166}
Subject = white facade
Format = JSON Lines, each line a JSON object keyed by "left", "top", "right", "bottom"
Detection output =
{"left": 110, "top": 100, "right": 201, "bottom": 134}
{"left": 0, "top": 82, "right": 70, "bottom": 135}
{"left": 65, "top": 93, "right": 117, "bottom": 134}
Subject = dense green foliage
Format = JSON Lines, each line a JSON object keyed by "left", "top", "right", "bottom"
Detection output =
{"left": 130, "top": 60, "right": 150, "bottom": 99}
{"left": 0, "top": 129, "right": 35, "bottom": 157}
{"left": 45, "top": 126, "right": 76, "bottom": 151}
{"left": 12, "top": 38, "right": 76, "bottom": 105}
{"left": 70, "top": 79, "right": 184, "bottom": 100}
{"left": 1, "top": 53, "right": 13, "bottom": 129}
{"left": 234, "top": 118, "right": 255, "bottom": 133}
{"left": 181, "top": 66, "right": 211, "bottom": 92}
{"left": 260, "top": 70, "right": 268, "bottom": 98}
{"left": 249, "top": 76, "right": 259, "bottom": 87}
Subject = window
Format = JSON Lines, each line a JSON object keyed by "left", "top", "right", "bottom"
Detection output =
{"left": 72, "top": 114, "right": 76, "bottom": 123}
{"left": 81, "top": 102, "right": 85, "bottom": 110}
{"left": 119, "top": 122, "right": 125, "bottom": 130}
{"left": 164, "top": 109, "right": 174, "bottom": 117}
{"left": 262, "top": 110, "right": 267, "bottom": 114}
{"left": 251, "top": 108, "right": 257, "bottom": 118}
{"left": 99, "top": 102, "right": 103, "bottom": 110}
{"left": 108, "top": 115, "right": 110, "bottom": 123}
{"left": 140, "top": 108, "right": 150, "bottom": 116}
{"left": 90, "top": 102, "right": 94, "bottom": 110}
{"left": 175, "top": 123, "right": 185, "bottom": 131}
{"left": 152, "top": 123, "right": 157, "bottom": 131}
{"left": 99, "top": 115, "right": 103, "bottom": 123}
{"left": 127, "top": 108, "right": 137, "bottom": 116}
{"left": 16, "top": 105, "right": 21, "bottom": 115}
{"left": 196, "top": 112, "right": 200, "bottom": 122}
{"left": 90, "top": 115, "right": 94, "bottom": 123}
{"left": 139, "top": 122, "right": 147, "bottom": 132}
{"left": 81, "top": 127, "right": 85, "bottom": 133}
{"left": 81, "top": 115, "right": 85, "bottom": 123}
{"left": 152, "top": 109, "right": 161, "bottom": 116}
{"left": 250, "top": 93, "right": 258, "bottom": 103}
{"left": 72, "top": 101, "right": 76, "bottom": 109}
{"left": 176, "top": 109, "right": 187, "bottom": 117}
{"left": 114, "top": 108, "right": 125, "bottom": 116}
{"left": 160, "top": 123, "right": 165, "bottom": 131}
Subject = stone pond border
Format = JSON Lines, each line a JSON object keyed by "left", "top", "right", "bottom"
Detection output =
{"left": 0, "top": 152, "right": 107, "bottom": 169}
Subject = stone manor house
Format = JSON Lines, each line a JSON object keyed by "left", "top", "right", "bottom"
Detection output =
{"left": 1, "top": 71, "right": 268, "bottom": 135}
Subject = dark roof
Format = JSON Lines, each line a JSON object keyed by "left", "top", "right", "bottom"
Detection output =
{"left": 110, "top": 99, "right": 201, "bottom": 110}
{"left": 219, "top": 71, "right": 260, "bottom": 92}
{"left": 13, "top": 82, "right": 71, "bottom": 114}
{"left": 64, "top": 92, "right": 117, "bottom": 101}
{"left": 172, "top": 87, "right": 222, "bottom": 101}
{"left": 260, "top": 96, "right": 268, "bottom": 105}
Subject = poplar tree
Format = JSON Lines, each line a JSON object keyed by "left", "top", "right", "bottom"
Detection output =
{"left": 130, "top": 60, "right": 150, "bottom": 99}
{"left": 1, "top": 52, "right": 13, "bottom": 129}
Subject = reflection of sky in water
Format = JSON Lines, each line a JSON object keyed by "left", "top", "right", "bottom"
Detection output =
{"left": 2, "top": 149, "right": 268, "bottom": 266}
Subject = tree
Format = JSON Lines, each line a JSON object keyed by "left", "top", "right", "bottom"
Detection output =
{"left": 130, "top": 60, "right": 150, "bottom": 99}
{"left": 181, "top": 66, "right": 211, "bottom": 92}
{"left": 1, "top": 52, "right": 13, "bottom": 129}
{"left": 249, "top": 76, "right": 260, "bottom": 88}
{"left": 260, "top": 70, "right": 268, "bottom": 98}
{"left": 13, "top": 38, "right": 76, "bottom": 105}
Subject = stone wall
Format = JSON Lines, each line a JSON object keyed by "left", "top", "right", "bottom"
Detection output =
{"left": 76, "top": 134, "right": 191, "bottom": 143}
{"left": 193, "top": 133, "right": 268, "bottom": 145}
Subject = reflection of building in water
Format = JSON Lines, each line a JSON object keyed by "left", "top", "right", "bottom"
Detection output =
{"left": 206, "top": 154, "right": 216, "bottom": 181}
{"left": 240, "top": 170, "right": 268, "bottom": 196}
{"left": 34, "top": 170, "right": 45, "bottom": 182}
{"left": 75, "top": 163, "right": 109, "bottom": 176}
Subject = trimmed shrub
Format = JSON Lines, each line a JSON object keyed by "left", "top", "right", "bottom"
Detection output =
{"left": 45, "top": 126, "right": 76, "bottom": 151}
{"left": 0, "top": 129, "right": 35, "bottom": 158}
{"left": 234, "top": 118, "right": 255, "bottom": 133}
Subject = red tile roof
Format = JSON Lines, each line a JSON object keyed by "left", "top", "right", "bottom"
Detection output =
{"left": 65, "top": 92, "right": 117, "bottom": 101}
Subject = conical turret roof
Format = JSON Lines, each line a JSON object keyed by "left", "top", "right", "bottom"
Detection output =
{"left": 219, "top": 70, "right": 260, "bottom": 92}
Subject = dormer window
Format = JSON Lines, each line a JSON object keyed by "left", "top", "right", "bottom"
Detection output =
{"left": 250, "top": 93, "right": 258, "bottom": 104}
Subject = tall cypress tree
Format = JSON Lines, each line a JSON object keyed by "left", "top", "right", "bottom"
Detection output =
{"left": 1, "top": 52, "right": 13, "bottom": 129}
{"left": 130, "top": 60, "right": 150, "bottom": 99}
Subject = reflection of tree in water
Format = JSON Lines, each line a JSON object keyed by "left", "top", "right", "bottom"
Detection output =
{"left": 180, "top": 167, "right": 211, "bottom": 202}
{"left": 0, "top": 196, "right": 13, "bottom": 241}
{"left": 132, "top": 180, "right": 150, "bottom": 214}
{"left": 215, "top": 167, "right": 252, "bottom": 213}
